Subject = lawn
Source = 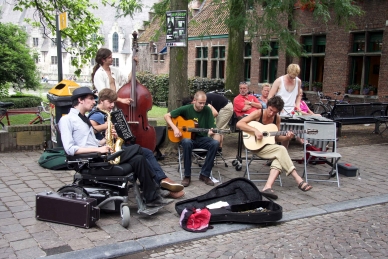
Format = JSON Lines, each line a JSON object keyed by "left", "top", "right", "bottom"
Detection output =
{"left": 2, "top": 105, "right": 167, "bottom": 126}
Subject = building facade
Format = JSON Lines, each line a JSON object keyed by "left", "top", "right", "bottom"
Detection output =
{"left": 139, "top": 0, "right": 388, "bottom": 101}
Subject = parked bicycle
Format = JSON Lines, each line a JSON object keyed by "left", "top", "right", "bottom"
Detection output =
{"left": 313, "top": 91, "right": 349, "bottom": 117}
{"left": 29, "top": 102, "right": 51, "bottom": 124}
{"left": 0, "top": 101, "right": 15, "bottom": 129}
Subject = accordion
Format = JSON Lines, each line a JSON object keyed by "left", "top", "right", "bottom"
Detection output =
{"left": 110, "top": 109, "right": 135, "bottom": 142}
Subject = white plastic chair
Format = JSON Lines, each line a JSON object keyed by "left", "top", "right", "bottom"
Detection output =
{"left": 303, "top": 121, "right": 341, "bottom": 187}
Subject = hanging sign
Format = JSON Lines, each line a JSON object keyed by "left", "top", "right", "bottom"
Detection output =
{"left": 166, "top": 10, "right": 187, "bottom": 47}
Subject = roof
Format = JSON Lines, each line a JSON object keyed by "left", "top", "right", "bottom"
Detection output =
{"left": 138, "top": 0, "right": 229, "bottom": 43}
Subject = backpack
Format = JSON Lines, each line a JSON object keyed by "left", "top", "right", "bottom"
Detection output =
{"left": 38, "top": 147, "right": 68, "bottom": 170}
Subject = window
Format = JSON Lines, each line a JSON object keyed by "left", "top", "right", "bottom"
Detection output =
{"left": 244, "top": 42, "right": 252, "bottom": 82}
{"left": 260, "top": 41, "right": 278, "bottom": 83}
{"left": 51, "top": 56, "right": 58, "bottom": 65}
{"left": 51, "top": 38, "right": 57, "bottom": 47}
{"left": 33, "top": 38, "right": 39, "bottom": 47}
{"left": 300, "top": 35, "right": 326, "bottom": 91}
{"left": 112, "top": 32, "right": 119, "bottom": 53}
{"left": 195, "top": 47, "right": 208, "bottom": 78}
{"left": 159, "top": 54, "right": 165, "bottom": 62}
{"left": 112, "top": 58, "right": 119, "bottom": 67}
{"left": 211, "top": 46, "right": 225, "bottom": 79}
{"left": 349, "top": 31, "right": 382, "bottom": 95}
{"left": 34, "top": 57, "right": 39, "bottom": 64}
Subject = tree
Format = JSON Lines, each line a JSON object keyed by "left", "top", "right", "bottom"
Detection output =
{"left": 148, "top": 0, "right": 363, "bottom": 94}
{"left": 0, "top": 23, "right": 40, "bottom": 92}
{"left": 14, "top": 0, "right": 143, "bottom": 76}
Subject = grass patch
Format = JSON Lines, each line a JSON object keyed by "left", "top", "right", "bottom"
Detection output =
{"left": 148, "top": 105, "right": 167, "bottom": 126}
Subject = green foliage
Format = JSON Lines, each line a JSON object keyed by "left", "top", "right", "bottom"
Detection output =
{"left": 15, "top": 0, "right": 143, "bottom": 77}
{"left": 0, "top": 95, "right": 43, "bottom": 109}
{"left": 137, "top": 72, "right": 226, "bottom": 104}
{"left": 0, "top": 23, "right": 40, "bottom": 91}
{"left": 0, "top": 83, "right": 10, "bottom": 98}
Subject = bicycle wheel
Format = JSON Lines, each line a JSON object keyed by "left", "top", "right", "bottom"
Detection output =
{"left": 313, "top": 104, "right": 328, "bottom": 115}
{"left": 32, "top": 116, "right": 43, "bottom": 124}
{"left": 0, "top": 121, "right": 4, "bottom": 130}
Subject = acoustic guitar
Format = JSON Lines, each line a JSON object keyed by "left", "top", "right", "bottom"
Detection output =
{"left": 168, "top": 116, "right": 231, "bottom": 143}
{"left": 242, "top": 121, "right": 318, "bottom": 150}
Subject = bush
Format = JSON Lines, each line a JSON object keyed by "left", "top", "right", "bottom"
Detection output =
{"left": 137, "top": 72, "right": 225, "bottom": 105}
{"left": 0, "top": 94, "right": 42, "bottom": 109}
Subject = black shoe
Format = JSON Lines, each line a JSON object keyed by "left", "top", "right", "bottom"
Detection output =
{"left": 181, "top": 177, "right": 191, "bottom": 187}
{"left": 146, "top": 197, "right": 174, "bottom": 207}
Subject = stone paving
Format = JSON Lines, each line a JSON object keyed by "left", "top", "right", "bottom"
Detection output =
{"left": 0, "top": 141, "right": 387, "bottom": 258}
{"left": 128, "top": 204, "right": 388, "bottom": 259}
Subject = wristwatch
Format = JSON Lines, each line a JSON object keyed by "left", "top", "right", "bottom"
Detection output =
{"left": 249, "top": 101, "right": 252, "bottom": 105}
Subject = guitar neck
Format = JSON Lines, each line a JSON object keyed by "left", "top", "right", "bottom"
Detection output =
{"left": 187, "top": 128, "right": 227, "bottom": 134}
{"left": 268, "top": 129, "right": 306, "bottom": 136}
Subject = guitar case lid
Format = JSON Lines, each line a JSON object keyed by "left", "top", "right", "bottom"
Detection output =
{"left": 175, "top": 178, "right": 282, "bottom": 224}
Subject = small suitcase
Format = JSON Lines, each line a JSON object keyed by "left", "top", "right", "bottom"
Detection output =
{"left": 36, "top": 191, "right": 100, "bottom": 228}
{"left": 175, "top": 177, "right": 282, "bottom": 224}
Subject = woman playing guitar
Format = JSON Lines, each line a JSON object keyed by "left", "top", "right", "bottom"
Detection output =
{"left": 236, "top": 96, "right": 313, "bottom": 200}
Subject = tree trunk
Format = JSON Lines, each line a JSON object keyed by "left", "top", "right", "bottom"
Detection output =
{"left": 164, "top": 0, "right": 189, "bottom": 153}
{"left": 168, "top": 0, "right": 189, "bottom": 112}
{"left": 225, "top": 0, "right": 245, "bottom": 95}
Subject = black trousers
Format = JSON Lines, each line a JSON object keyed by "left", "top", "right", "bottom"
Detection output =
{"left": 119, "top": 145, "right": 158, "bottom": 203}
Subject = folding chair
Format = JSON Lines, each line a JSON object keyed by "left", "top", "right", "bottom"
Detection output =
{"left": 177, "top": 146, "right": 222, "bottom": 182}
{"left": 243, "top": 148, "right": 282, "bottom": 186}
{"left": 303, "top": 121, "right": 341, "bottom": 187}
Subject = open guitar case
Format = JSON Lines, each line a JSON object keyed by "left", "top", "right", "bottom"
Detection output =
{"left": 175, "top": 178, "right": 282, "bottom": 224}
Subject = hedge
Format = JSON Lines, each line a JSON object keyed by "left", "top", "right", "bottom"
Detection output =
{"left": 137, "top": 72, "right": 226, "bottom": 105}
{"left": 0, "top": 95, "right": 43, "bottom": 109}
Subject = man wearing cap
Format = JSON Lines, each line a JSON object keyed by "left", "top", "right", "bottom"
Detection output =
{"left": 58, "top": 87, "right": 173, "bottom": 207}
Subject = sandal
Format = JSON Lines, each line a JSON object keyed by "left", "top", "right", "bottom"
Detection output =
{"left": 261, "top": 188, "right": 278, "bottom": 200}
{"left": 298, "top": 181, "right": 313, "bottom": 192}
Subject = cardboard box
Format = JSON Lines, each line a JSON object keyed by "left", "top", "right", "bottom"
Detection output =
{"left": 338, "top": 163, "right": 358, "bottom": 177}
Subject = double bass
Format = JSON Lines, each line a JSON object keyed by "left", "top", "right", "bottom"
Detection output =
{"left": 116, "top": 31, "right": 156, "bottom": 151}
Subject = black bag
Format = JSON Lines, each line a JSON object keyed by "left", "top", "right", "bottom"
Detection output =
{"left": 175, "top": 178, "right": 282, "bottom": 224}
{"left": 35, "top": 191, "right": 100, "bottom": 228}
{"left": 38, "top": 147, "right": 68, "bottom": 170}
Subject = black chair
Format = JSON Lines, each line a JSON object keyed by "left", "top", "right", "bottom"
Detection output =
{"left": 58, "top": 151, "right": 162, "bottom": 228}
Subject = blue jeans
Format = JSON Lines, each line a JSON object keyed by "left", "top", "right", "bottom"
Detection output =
{"left": 181, "top": 136, "right": 219, "bottom": 178}
{"left": 141, "top": 147, "right": 167, "bottom": 184}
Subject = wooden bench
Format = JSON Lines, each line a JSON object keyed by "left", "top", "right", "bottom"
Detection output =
{"left": 329, "top": 103, "right": 388, "bottom": 135}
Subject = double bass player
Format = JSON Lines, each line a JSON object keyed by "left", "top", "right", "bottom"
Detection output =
{"left": 91, "top": 46, "right": 185, "bottom": 199}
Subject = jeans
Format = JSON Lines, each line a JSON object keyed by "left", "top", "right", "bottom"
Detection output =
{"left": 181, "top": 136, "right": 219, "bottom": 178}
{"left": 141, "top": 147, "right": 167, "bottom": 184}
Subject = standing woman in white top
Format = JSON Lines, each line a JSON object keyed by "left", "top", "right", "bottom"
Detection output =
{"left": 91, "top": 48, "right": 132, "bottom": 105}
{"left": 268, "top": 64, "right": 302, "bottom": 148}
{"left": 268, "top": 64, "right": 302, "bottom": 116}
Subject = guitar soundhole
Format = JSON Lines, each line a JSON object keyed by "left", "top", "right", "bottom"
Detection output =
{"left": 263, "top": 132, "right": 268, "bottom": 137}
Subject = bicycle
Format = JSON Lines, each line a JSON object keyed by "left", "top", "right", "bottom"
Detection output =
{"left": 207, "top": 89, "right": 233, "bottom": 96}
{"left": 0, "top": 101, "right": 14, "bottom": 129}
{"left": 29, "top": 102, "right": 51, "bottom": 124}
{"left": 313, "top": 91, "right": 349, "bottom": 117}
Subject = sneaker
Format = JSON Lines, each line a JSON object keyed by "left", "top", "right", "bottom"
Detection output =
{"left": 161, "top": 177, "right": 184, "bottom": 192}
{"left": 199, "top": 174, "right": 214, "bottom": 186}
{"left": 146, "top": 197, "right": 174, "bottom": 207}
{"left": 181, "top": 177, "right": 191, "bottom": 187}
{"left": 167, "top": 190, "right": 185, "bottom": 199}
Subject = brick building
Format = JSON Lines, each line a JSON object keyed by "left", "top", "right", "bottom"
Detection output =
{"left": 139, "top": 0, "right": 388, "bottom": 101}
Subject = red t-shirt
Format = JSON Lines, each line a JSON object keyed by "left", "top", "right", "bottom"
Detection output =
{"left": 233, "top": 94, "right": 260, "bottom": 117}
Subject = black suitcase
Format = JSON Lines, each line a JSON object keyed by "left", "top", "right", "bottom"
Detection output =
{"left": 36, "top": 191, "right": 100, "bottom": 228}
{"left": 175, "top": 177, "right": 282, "bottom": 224}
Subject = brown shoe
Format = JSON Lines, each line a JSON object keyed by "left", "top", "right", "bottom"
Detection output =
{"left": 167, "top": 190, "right": 185, "bottom": 199}
{"left": 199, "top": 174, "right": 214, "bottom": 186}
{"left": 181, "top": 177, "right": 191, "bottom": 187}
{"left": 161, "top": 177, "right": 184, "bottom": 192}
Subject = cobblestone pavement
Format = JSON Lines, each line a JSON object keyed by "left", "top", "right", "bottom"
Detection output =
{"left": 126, "top": 204, "right": 388, "bottom": 259}
{"left": 0, "top": 140, "right": 387, "bottom": 258}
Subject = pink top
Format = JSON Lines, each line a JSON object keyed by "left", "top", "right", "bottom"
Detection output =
{"left": 300, "top": 101, "right": 309, "bottom": 113}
